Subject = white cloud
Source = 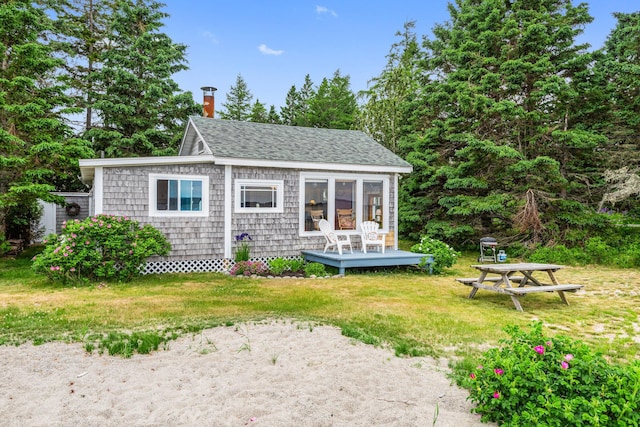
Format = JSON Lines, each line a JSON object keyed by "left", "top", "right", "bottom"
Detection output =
{"left": 200, "top": 31, "right": 219, "bottom": 45}
{"left": 258, "top": 44, "right": 284, "bottom": 56}
{"left": 315, "top": 5, "right": 338, "bottom": 17}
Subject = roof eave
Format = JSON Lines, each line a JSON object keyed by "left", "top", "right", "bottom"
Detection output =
{"left": 213, "top": 157, "right": 413, "bottom": 174}
{"left": 79, "top": 155, "right": 216, "bottom": 183}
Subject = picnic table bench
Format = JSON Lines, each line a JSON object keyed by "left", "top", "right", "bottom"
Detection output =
{"left": 456, "top": 263, "right": 584, "bottom": 311}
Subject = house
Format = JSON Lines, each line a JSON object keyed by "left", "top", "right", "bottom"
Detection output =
{"left": 78, "top": 116, "right": 412, "bottom": 273}
{"left": 37, "top": 193, "right": 91, "bottom": 240}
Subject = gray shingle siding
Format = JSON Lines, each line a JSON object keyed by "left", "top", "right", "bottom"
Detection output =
{"left": 99, "top": 164, "right": 396, "bottom": 262}
{"left": 55, "top": 194, "right": 90, "bottom": 233}
{"left": 231, "top": 167, "right": 317, "bottom": 258}
{"left": 102, "top": 164, "right": 226, "bottom": 260}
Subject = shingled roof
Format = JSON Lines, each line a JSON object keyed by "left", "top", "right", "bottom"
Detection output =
{"left": 186, "top": 116, "right": 412, "bottom": 172}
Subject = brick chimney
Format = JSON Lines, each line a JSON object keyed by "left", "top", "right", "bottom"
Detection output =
{"left": 200, "top": 86, "right": 217, "bottom": 118}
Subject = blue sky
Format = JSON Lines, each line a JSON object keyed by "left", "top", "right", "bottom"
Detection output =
{"left": 161, "top": 1, "right": 639, "bottom": 111}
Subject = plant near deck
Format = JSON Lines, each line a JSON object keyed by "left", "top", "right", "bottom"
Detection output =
{"left": 460, "top": 322, "right": 640, "bottom": 426}
{"left": 234, "top": 232, "right": 252, "bottom": 262}
{"left": 31, "top": 214, "right": 170, "bottom": 283}
{"left": 267, "top": 257, "right": 306, "bottom": 276}
{"left": 303, "top": 262, "right": 326, "bottom": 277}
{"left": 410, "top": 236, "right": 460, "bottom": 274}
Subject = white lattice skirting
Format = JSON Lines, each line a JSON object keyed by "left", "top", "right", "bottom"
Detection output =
{"left": 143, "top": 256, "right": 302, "bottom": 275}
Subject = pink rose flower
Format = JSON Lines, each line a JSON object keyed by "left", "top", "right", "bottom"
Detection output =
{"left": 534, "top": 345, "right": 545, "bottom": 355}
{"left": 564, "top": 354, "right": 574, "bottom": 361}
{"left": 494, "top": 368, "right": 504, "bottom": 375}
{"left": 561, "top": 361, "right": 569, "bottom": 369}
{"left": 493, "top": 391, "right": 500, "bottom": 399}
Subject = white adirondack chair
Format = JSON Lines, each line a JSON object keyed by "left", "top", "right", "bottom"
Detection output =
{"left": 318, "top": 219, "right": 353, "bottom": 255}
{"left": 360, "top": 221, "right": 385, "bottom": 253}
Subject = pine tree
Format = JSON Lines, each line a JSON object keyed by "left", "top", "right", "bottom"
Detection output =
{"left": 307, "top": 70, "right": 358, "bottom": 129}
{"left": 248, "top": 99, "right": 268, "bottom": 123}
{"left": 595, "top": 12, "right": 640, "bottom": 211}
{"left": 400, "top": 0, "right": 603, "bottom": 244}
{"left": 266, "top": 105, "right": 281, "bottom": 124}
{"left": 280, "top": 85, "right": 301, "bottom": 126}
{"left": 0, "top": 0, "right": 93, "bottom": 242}
{"left": 43, "top": 0, "right": 114, "bottom": 132}
{"left": 599, "top": 12, "right": 640, "bottom": 168}
{"left": 85, "top": 0, "right": 199, "bottom": 157}
{"left": 219, "top": 74, "right": 253, "bottom": 121}
{"left": 357, "top": 21, "right": 425, "bottom": 153}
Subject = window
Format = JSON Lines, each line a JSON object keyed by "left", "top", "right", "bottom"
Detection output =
{"left": 149, "top": 174, "right": 209, "bottom": 217}
{"left": 363, "top": 180, "right": 384, "bottom": 226}
{"left": 304, "top": 179, "right": 328, "bottom": 231}
{"left": 235, "top": 180, "right": 284, "bottom": 213}
{"left": 300, "top": 173, "right": 389, "bottom": 234}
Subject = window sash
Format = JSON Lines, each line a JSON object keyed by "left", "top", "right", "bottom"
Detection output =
{"left": 235, "top": 180, "right": 284, "bottom": 213}
{"left": 150, "top": 174, "right": 208, "bottom": 217}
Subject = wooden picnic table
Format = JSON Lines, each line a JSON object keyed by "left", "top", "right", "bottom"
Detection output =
{"left": 456, "top": 262, "right": 584, "bottom": 311}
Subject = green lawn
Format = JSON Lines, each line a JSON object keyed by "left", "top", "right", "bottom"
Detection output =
{"left": 1, "top": 250, "right": 639, "bottom": 365}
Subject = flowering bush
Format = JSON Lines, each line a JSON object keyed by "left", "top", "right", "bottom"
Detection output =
{"left": 460, "top": 322, "right": 640, "bottom": 426}
{"left": 234, "top": 232, "right": 252, "bottom": 262}
{"left": 32, "top": 214, "right": 171, "bottom": 283}
{"left": 410, "top": 236, "right": 460, "bottom": 274}
{"left": 229, "top": 260, "right": 269, "bottom": 276}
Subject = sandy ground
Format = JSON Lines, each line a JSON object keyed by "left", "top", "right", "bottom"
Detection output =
{"left": 0, "top": 320, "right": 493, "bottom": 427}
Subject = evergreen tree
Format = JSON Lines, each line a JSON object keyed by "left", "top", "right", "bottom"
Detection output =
{"left": 295, "top": 74, "right": 315, "bottom": 127}
{"left": 600, "top": 12, "right": 640, "bottom": 168}
{"left": 248, "top": 99, "right": 268, "bottom": 123}
{"left": 43, "top": 0, "right": 114, "bottom": 132}
{"left": 266, "top": 105, "right": 281, "bottom": 124}
{"left": 0, "top": 0, "right": 93, "bottom": 242}
{"left": 85, "top": 0, "right": 199, "bottom": 157}
{"left": 400, "top": 0, "right": 604, "bottom": 244}
{"left": 219, "top": 74, "right": 253, "bottom": 121}
{"left": 279, "top": 74, "right": 315, "bottom": 126}
{"left": 307, "top": 69, "right": 358, "bottom": 129}
{"left": 357, "top": 21, "right": 426, "bottom": 153}
{"left": 280, "top": 85, "right": 301, "bottom": 126}
{"left": 595, "top": 12, "right": 640, "bottom": 212}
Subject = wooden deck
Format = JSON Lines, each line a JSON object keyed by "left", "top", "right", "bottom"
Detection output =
{"left": 301, "top": 249, "right": 431, "bottom": 275}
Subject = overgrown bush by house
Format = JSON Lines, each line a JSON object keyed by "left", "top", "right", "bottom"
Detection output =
{"left": 457, "top": 322, "right": 640, "bottom": 426}
{"left": 410, "top": 236, "right": 460, "bottom": 274}
{"left": 32, "top": 214, "right": 170, "bottom": 283}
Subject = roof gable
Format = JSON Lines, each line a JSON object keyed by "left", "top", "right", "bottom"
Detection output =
{"left": 183, "top": 116, "right": 412, "bottom": 172}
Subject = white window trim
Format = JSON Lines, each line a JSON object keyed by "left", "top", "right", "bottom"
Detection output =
{"left": 149, "top": 173, "right": 209, "bottom": 217}
{"left": 299, "top": 172, "right": 389, "bottom": 236}
{"left": 234, "top": 179, "right": 284, "bottom": 213}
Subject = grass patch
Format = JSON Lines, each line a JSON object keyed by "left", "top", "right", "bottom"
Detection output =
{"left": 0, "top": 253, "right": 639, "bottom": 364}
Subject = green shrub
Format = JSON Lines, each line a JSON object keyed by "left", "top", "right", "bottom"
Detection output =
{"left": 267, "top": 257, "right": 305, "bottom": 276}
{"left": 410, "top": 236, "right": 460, "bottom": 274}
{"left": 304, "top": 262, "right": 326, "bottom": 277}
{"left": 616, "top": 243, "right": 640, "bottom": 268}
{"left": 0, "top": 235, "right": 11, "bottom": 256}
{"left": 459, "top": 322, "right": 640, "bottom": 426}
{"left": 528, "top": 244, "right": 589, "bottom": 265}
{"left": 31, "top": 214, "right": 171, "bottom": 283}
{"left": 584, "top": 237, "right": 612, "bottom": 264}
{"left": 287, "top": 258, "right": 305, "bottom": 273}
{"left": 268, "top": 257, "right": 288, "bottom": 275}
